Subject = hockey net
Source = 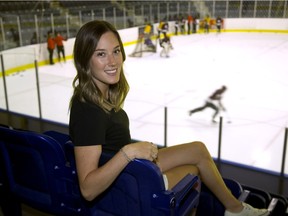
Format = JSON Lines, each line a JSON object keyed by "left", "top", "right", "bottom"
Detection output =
{"left": 129, "top": 25, "right": 157, "bottom": 57}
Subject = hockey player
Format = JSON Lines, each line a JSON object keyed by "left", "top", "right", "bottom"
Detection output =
{"left": 161, "top": 21, "right": 169, "bottom": 38}
{"left": 216, "top": 16, "right": 223, "bottom": 33}
{"left": 188, "top": 86, "right": 227, "bottom": 123}
{"left": 160, "top": 35, "right": 173, "bottom": 58}
{"left": 157, "top": 20, "right": 169, "bottom": 39}
{"left": 204, "top": 15, "right": 210, "bottom": 34}
{"left": 157, "top": 21, "right": 164, "bottom": 38}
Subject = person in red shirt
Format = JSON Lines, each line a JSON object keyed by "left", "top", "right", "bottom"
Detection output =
{"left": 187, "top": 14, "right": 193, "bottom": 34}
{"left": 47, "top": 32, "right": 55, "bottom": 65}
{"left": 54, "top": 32, "right": 67, "bottom": 62}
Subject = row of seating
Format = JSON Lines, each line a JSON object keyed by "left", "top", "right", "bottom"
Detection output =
{"left": 0, "top": 125, "right": 200, "bottom": 216}
{"left": 0, "top": 125, "right": 287, "bottom": 215}
{"left": 0, "top": 1, "right": 50, "bottom": 13}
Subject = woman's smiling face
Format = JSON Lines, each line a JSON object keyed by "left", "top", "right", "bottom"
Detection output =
{"left": 89, "top": 31, "right": 123, "bottom": 96}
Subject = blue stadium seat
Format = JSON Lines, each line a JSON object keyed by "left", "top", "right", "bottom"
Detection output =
{"left": 268, "top": 193, "right": 288, "bottom": 216}
{"left": 0, "top": 149, "right": 22, "bottom": 216}
{"left": 0, "top": 126, "right": 89, "bottom": 216}
{"left": 241, "top": 185, "right": 285, "bottom": 215}
{"left": 242, "top": 185, "right": 272, "bottom": 208}
{"left": 63, "top": 138, "right": 201, "bottom": 216}
{"left": 0, "top": 127, "right": 200, "bottom": 216}
{"left": 196, "top": 178, "right": 245, "bottom": 216}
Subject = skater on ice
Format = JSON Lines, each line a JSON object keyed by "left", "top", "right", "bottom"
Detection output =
{"left": 160, "top": 35, "right": 173, "bottom": 58}
{"left": 189, "top": 85, "right": 227, "bottom": 123}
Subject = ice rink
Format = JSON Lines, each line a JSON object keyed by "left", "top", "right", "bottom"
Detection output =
{"left": 1, "top": 32, "right": 288, "bottom": 173}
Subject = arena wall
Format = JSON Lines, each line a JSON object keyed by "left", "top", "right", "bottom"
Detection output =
{"left": 1, "top": 18, "right": 287, "bottom": 74}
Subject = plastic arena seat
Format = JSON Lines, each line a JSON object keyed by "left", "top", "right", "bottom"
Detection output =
{"left": 196, "top": 178, "right": 247, "bottom": 216}
{"left": 268, "top": 193, "right": 288, "bottom": 216}
{"left": 0, "top": 156, "right": 22, "bottom": 216}
{"left": 0, "top": 127, "right": 200, "bottom": 216}
{"left": 242, "top": 185, "right": 272, "bottom": 208}
{"left": 242, "top": 185, "right": 281, "bottom": 215}
{"left": 63, "top": 139, "right": 201, "bottom": 216}
{"left": 0, "top": 126, "right": 89, "bottom": 216}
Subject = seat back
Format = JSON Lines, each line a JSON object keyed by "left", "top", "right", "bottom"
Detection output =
{"left": 0, "top": 141, "right": 22, "bottom": 216}
{"left": 0, "top": 126, "right": 88, "bottom": 216}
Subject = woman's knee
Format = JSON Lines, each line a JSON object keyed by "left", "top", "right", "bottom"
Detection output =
{"left": 189, "top": 141, "right": 210, "bottom": 158}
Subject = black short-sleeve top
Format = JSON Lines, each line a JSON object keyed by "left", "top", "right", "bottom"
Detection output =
{"left": 69, "top": 98, "right": 131, "bottom": 154}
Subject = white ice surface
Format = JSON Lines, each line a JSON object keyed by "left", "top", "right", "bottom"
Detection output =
{"left": 1, "top": 32, "right": 287, "bottom": 173}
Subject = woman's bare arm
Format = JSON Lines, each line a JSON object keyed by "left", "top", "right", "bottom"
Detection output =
{"left": 74, "top": 142, "right": 158, "bottom": 201}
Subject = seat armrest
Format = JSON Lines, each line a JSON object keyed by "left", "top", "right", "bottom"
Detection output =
{"left": 117, "top": 159, "right": 200, "bottom": 215}
{"left": 151, "top": 173, "right": 200, "bottom": 215}
{"left": 172, "top": 174, "right": 200, "bottom": 201}
{"left": 171, "top": 174, "right": 200, "bottom": 215}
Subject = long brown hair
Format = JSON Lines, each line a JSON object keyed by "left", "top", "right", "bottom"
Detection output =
{"left": 70, "top": 20, "right": 129, "bottom": 112}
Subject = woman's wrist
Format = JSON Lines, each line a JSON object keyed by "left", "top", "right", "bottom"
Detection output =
{"left": 120, "top": 147, "right": 133, "bottom": 163}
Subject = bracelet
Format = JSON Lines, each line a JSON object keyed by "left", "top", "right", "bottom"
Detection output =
{"left": 120, "top": 148, "right": 132, "bottom": 163}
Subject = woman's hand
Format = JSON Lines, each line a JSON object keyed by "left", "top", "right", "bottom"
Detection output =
{"left": 122, "top": 141, "right": 158, "bottom": 162}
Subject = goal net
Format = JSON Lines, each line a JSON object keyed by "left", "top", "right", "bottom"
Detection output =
{"left": 129, "top": 25, "right": 157, "bottom": 57}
